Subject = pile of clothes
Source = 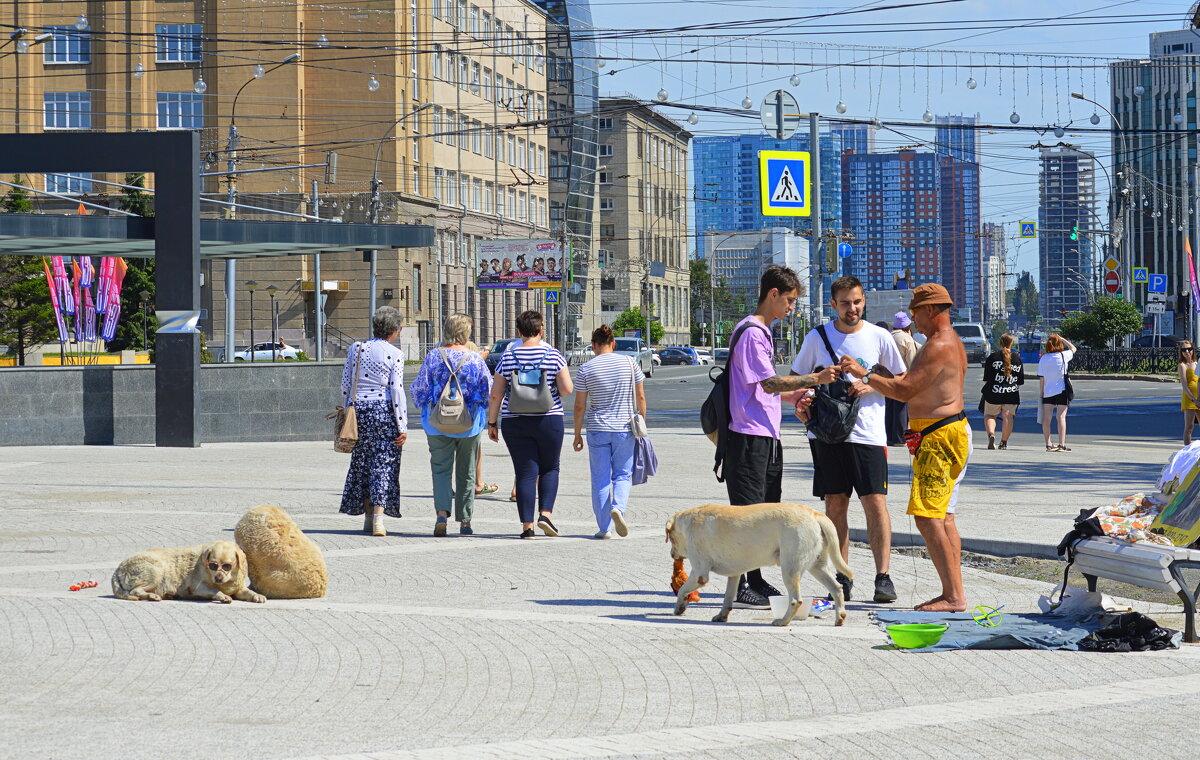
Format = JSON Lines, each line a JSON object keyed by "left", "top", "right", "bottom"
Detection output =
{"left": 1078, "top": 612, "right": 1180, "bottom": 652}
{"left": 1088, "top": 493, "right": 1172, "bottom": 546}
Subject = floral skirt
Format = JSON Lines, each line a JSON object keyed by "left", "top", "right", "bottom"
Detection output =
{"left": 339, "top": 400, "right": 403, "bottom": 518}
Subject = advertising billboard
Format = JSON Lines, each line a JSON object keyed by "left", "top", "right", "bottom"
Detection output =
{"left": 476, "top": 239, "right": 564, "bottom": 290}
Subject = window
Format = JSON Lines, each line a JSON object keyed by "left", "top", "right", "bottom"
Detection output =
{"left": 636, "top": 129, "right": 643, "bottom": 158}
{"left": 517, "top": 138, "right": 527, "bottom": 169}
{"left": 155, "top": 24, "right": 202, "bottom": 63}
{"left": 537, "top": 146, "right": 546, "bottom": 176}
{"left": 599, "top": 197, "right": 614, "bottom": 211}
{"left": 600, "top": 224, "right": 615, "bottom": 239}
{"left": 433, "top": 45, "right": 443, "bottom": 79}
{"left": 496, "top": 185, "right": 506, "bottom": 217}
{"left": 507, "top": 188, "right": 516, "bottom": 219}
{"left": 507, "top": 135, "right": 516, "bottom": 164}
{"left": 483, "top": 126, "right": 494, "bottom": 158}
{"left": 469, "top": 5, "right": 479, "bottom": 36}
{"left": 484, "top": 182, "right": 494, "bottom": 214}
{"left": 413, "top": 264, "right": 423, "bottom": 312}
{"left": 457, "top": 0, "right": 468, "bottom": 30}
{"left": 482, "top": 11, "right": 492, "bottom": 38}
{"left": 43, "top": 92, "right": 91, "bottom": 130}
{"left": 446, "top": 171, "right": 458, "bottom": 206}
{"left": 45, "top": 173, "right": 93, "bottom": 194}
{"left": 598, "top": 171, "right": 611, "bottom": 184}
{"left": 432, "top": 106, "right": 443, "bottom": 142}
{"left": 473, "top": 178, "right": 482, "bottom": 211}
{"left": 482, "top": 68, "right": 492, "bottom": 100}
{"left": 598, "top": 144, "right": 613, "bottom": 157}
{"left": 156, "top": 92, "right": 203, "bottom": 129}
{"left": 518, "top": 191, "right": 527, "bottom": 221}
{"left": 444, "top": 110, "right": 456, "bottom": 146}
{"left": 471, "top": 120, "right": 482, "bottom": 154}
{"left": 44, "top": 26, "right": 91, "bottom": 64}
{"left": 433, "top": 168, "right": 445, "bottom": 201}
{"left": 598, "top": 117, "right": 613, "bottom": 130}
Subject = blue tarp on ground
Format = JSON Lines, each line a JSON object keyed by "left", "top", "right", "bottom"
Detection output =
{"left": 871, "top": 610, "right": 1103, "bottom": 652}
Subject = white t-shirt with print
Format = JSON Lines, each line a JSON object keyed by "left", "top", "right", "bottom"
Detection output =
{"left": 791, "top": 321, "right": 907, "bottom": 446}
{"left": 1037, "top": 349, "right": 1075, "bottom": 397}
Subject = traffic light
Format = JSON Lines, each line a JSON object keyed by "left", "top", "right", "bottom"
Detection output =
{"left": 1070, "top": 225, "right": 1079, "bottom": 241}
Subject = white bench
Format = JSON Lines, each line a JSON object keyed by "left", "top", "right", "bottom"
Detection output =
{"left": 1069, "top": 536, "right": 1200, "bottom": 642}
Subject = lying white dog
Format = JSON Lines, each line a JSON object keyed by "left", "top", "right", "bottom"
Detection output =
{"left": 666, "top": 503, "right": 853, "bottom": 626}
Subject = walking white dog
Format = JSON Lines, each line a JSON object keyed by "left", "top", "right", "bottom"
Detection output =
{"left": 666, "top": 503, "right": 853, "bottom": 626}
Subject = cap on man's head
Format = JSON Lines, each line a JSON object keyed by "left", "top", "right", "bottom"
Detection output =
{"left": 892, "top": 311, "right": 912, "bottom": 329}
{"left": 908, "top": 283, "right": 954, "bottom": 311}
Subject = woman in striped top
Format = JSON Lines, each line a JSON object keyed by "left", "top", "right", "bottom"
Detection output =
{"left": 486, "top": 310, "right": 574, "bottom": 538}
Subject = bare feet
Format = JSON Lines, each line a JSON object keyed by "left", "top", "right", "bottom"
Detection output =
{"left": 915, "top": 596, "right": 966, "bottom": 612}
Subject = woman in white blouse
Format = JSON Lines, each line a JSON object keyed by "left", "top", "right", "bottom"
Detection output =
{"left": 340, "top": 307, "right": 408, "bottom": 535}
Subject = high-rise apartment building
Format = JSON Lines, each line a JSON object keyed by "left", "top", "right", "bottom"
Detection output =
{"left": 980, "top": 221, "right": 1008, "bottom": 323}
{"left": 595, "top": 99, "right": 690, "bottom": 344}
{"left": 0, "top": 0, "right": 559, "bottom": 356}
{"left": 1110, "top": 27, "right": 1200, "bottom": 331}
{"left": 692, "top": 133, "right": 843, "bottom": 240}
{"left": 934, "top": 115, "right": 982, "bottom": 318}
{"left": 1038, "top": 146, "right": 1096, "bottom": 325}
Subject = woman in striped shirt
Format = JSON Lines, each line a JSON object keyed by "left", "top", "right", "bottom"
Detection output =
{"left": 486, "top": 310, "right": 574, "bottom": 538}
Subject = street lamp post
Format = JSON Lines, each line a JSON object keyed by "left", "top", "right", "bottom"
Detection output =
{"left": 367, "top": 102, "right": 434, "bottom": 330}
{"left": 138, "top": 290, "right": 151, "bottom": 351}
{"left": 245, "top": 280, "right": 258, "bottom": 362}
{"left": 223, "top": 53, "right": 301, "bottom": 363}
{"left": 266, "top": 284, "right": 278, "bottom": 361}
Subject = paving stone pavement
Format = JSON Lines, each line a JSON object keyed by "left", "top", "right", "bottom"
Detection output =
{"left": 2, "top": 430, "right": 1197, "bottom": 759}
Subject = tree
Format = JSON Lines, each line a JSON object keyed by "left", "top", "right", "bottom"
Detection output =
{"left": 2, "top": 176, "right": 32, "bottom": 213}
{"left": 1058, "top": 297, "right": 1142, "bottom": 349}
{"left": 112, "top": 259, "right": 158, "bottom": 351}
{"left": 119, "top": 173, "right": 154, "bottom": 216}
{"left": 1012, "top": 271, "right": 1039, "bottom": 320}
{"left": 0, "top": 257, "right": 56, "bottom": 365}
{"left": 688, "top": 258, "right": 739, "bottom": 344}
{"left": 612, "top": 306, "right": 664, "bottom": 344}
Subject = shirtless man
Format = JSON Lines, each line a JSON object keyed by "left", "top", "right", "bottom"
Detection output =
{"left": 837, "top": 283, "right": 971, "bottom": 612}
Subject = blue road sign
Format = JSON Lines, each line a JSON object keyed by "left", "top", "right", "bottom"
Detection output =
{"left": 758, "top": 150, "right": 811, "bottom": 217}
{"left": 1149, "top": 273, "right": 1168, "bottom": 293}
{"left": 838, "top": 242, "right": 853, "bottom": 258}
{"left": 1020, "top": 222, "right": 1036, "bottom": 238}
{"left": 1132, "top": 267, "right": 1149, "bottom": 284}
{"left": 544, "top": 289, "right": 560, "bottom": 305}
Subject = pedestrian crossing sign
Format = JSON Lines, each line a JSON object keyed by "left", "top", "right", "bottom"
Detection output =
{"left": 759, "top": 150, "right": 811, "bottom": 217}
{"left": 1020, "top": 222, "right": 1036, "bottom": 238}
{"left": 544, "top": 289, "right": 559, "bottom": 305}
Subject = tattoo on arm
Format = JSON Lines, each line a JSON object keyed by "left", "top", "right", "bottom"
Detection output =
{"left": 761, "top": 374, "right": 819, "bottom": 394}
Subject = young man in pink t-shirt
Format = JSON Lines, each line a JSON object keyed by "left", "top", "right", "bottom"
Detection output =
{"left": 720, "top": 265, "right": 839, "bottom": 608}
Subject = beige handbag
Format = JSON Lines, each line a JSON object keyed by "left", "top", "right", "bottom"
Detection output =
{"left": 328, "top": 344, "right": 364, "bottom": 453}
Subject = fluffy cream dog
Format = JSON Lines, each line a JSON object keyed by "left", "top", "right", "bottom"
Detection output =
{"left": 666, "top": 503, "right": 853, "bottom": 626}
{"left": 234, "top": 505, "right": 328, "bottom": 599}
{"left": 111, "top": 540, "right": 266, "bottom": 604}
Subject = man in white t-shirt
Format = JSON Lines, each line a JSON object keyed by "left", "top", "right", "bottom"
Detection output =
{"left": 792, "top": 276, "right": 907, "bottom": 604}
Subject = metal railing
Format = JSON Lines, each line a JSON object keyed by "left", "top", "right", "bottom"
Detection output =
{"left": 1071, "top": 348, "right": 1177, "bottom": 375}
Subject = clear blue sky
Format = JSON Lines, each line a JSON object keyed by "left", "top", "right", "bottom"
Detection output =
{"left": 588, "top": 0, "right": 1191, "bottom": 282}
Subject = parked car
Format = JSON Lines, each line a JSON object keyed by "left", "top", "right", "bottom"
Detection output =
{"left": 651, "top": 351, "right": 662, "bottom": 367}
{"left": 951, "top": 323, "right": 990, "bottom": 363}
{"left": 613, "top": 337, "right": 654, "bottom": 376}
{"left": 1133, "top": 334, "right": 1185, "bottom": 348}
{"left": 665, "top": 346, "right": 700, "bottom": 365}
{"left": 485, "top": 338, "right": 519, "bottom": 373}
{"left": 233, "top": 341, "right": 300, "bottom": 361}
{"left": 714, "top": 348, "right": 730, "bottom": 365}
{"left": 657, "top": 348, "right": 695, "bottom": 366}
{"left": 695, "top": 348, "right": 715, "bottom": 365}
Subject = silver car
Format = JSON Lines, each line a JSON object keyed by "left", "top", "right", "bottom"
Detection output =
{"left": 613, "top": 337, "right": 654, "bottom": 377}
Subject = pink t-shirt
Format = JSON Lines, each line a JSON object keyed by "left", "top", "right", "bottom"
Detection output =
{"left": 728, "top": 316, "right": 779, "bottom": 439}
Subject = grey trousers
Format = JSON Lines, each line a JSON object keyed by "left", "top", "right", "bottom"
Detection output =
{"left": 427, "top": 432, "right": 481, "bottom": 522}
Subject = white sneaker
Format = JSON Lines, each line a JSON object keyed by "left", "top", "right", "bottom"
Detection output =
{"left": 610, "top": 509, "right": 629, "bottom": 537}
{"left": 594, "top": 531, "right": 612, "bottom": 539}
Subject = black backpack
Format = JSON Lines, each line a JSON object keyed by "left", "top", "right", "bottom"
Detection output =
{"left": 701, "top": 321, "right": 769, "bottom": 481}
{"left": 806, "top": 324, "right": 861, "bottom": 444}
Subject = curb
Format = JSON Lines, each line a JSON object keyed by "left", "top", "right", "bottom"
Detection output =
{"left": 1074, "top": 373, "right": 1176, "bottom": 383}
{"left": 849, "top": 527, "right": 1062, "bottom": 561}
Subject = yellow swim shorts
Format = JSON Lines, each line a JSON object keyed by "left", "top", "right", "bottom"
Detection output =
{"left": 907, "top": 417, "right": 972, "bottom": 519}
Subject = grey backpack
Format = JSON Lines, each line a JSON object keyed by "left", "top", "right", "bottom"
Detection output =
{"left": 430, "top": 348, "right": 473, "bottom": 434}
{"left": 507, "top": 347, "right": 554, "bottom": 414}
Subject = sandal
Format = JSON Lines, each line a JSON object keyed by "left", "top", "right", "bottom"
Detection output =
{"left": 1046, "top": 445, "right": 1056, "bottom": 452}
{"left": 1056, "top": 444, "right": 1072, "bottom": 452}
{"left": 998, "top": 441, "right": 1008, "bottom": 450}
{"left": 475, "top": 483, "right": 499, "bottom": 496}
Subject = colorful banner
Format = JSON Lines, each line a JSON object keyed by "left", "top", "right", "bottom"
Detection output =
{"left": 96, "top": 257, "right": 115, "bottom": 314}
{"left": 1189, "top": 238, "right": 1200, "bottom": 314}
{"left": 476, "top": 239, "right": 564, "bottom": 290}
{"left": 100, "top": 258, "right": 127, "bottom": 342}
{"left": 41, "top": 258, "right": 68, "bottom": 343}
{"left": 79, "top": 255, "right": 94, "bottom": 288}
{"left": 71, "top": 259, "right": 82, "bottom": 341}
{"left": 51, "top": 256, "right": 74, "bottom": 315}
{"left": 82, "top": 286, "right": 96, "bottom": 343}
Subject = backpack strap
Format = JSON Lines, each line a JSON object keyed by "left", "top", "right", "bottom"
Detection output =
{"left": 817, "top": 324, "right": 839, "bottom": 365}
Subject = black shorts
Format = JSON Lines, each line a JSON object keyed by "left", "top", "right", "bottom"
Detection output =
{"left": 1041, "top": 391, "right": 1071, "bottom": 406}
{"left": 724, "top": 430, "right": 783, "bottom": 506}
{"left": 808, "top": 439, "right": 888, "bottom": 498}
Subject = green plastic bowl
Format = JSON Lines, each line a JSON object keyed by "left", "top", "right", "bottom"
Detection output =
{"left": 886, "top": 623, "right": 949, "bottom": 649}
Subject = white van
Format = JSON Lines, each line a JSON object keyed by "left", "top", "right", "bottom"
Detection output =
{"left": 952, "top": 323, "right": 990, "bottom": 363}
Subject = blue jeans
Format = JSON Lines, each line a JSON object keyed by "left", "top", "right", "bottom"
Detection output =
{"left": 587, "top": 429, "right": 635, "bottom": 532}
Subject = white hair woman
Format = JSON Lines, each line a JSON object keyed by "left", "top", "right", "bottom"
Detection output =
{"left": 339, "top": 306, "right": 408, "bottom": 536}
{"left": 409, "top": 314, "right": 493, "bottom": 535}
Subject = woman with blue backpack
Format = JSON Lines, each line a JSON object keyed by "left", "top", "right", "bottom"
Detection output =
{"left": 485, "top": 310, "right": 574, "bottom": 538}
{"left": 410, "top": 314, "right": 493, "bottom": 536}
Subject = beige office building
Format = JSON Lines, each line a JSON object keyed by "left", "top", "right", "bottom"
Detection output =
{"left": 595, "top": 99, "right": 690, "bottom": 346}
{"left": 0, "top": 0, "right": 552, "bottom": 356}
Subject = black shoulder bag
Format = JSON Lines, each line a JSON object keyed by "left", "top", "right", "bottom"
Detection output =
{"left": 806, "top": 325, "right": 861, "bottom": 444}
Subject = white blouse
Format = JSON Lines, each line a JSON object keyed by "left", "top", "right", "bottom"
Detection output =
{"left": 341, "top": 339, "right": 408, "bottom": 433}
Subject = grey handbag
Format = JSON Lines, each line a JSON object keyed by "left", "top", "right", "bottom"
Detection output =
{"left": 628, "top": 357, "right": 648, "bottom": 437}
{"left": 430, "top": 348, "right": 473, "bottom": 434}
{"left": 507, "top": 346, "right": 555, "bottom": 414}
